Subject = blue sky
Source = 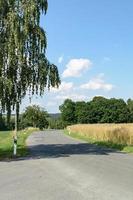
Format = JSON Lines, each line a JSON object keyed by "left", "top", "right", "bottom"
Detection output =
{"left": 22, "top": 0, "right": 133, "bottom": 113}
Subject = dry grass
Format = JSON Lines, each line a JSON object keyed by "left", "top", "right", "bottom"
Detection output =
{"left": 67, "top": 124, "right": 133, "bottom": 145}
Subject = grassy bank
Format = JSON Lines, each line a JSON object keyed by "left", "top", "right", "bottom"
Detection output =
{"left": 0, "top": 128, "right": 38, "bottom": 160}
{"left": 65, "top": 124, "right": 133, "bottom": 153}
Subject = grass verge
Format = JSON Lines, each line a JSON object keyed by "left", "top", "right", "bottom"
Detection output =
{"left": 0, "top": 128, "right": 38, "bottom": 160}
{"left": 64, "top": 130, "right": 133, "bottom": 153}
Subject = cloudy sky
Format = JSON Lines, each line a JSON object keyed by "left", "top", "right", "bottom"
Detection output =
{"left": 22, "top": 0, "right": 133, "bottom": 113}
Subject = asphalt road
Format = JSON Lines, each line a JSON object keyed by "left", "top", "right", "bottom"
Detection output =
{"left": 0, "top": 130, "right": 133, "bottom": 200}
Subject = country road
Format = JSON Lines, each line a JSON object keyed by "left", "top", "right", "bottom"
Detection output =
{"left": 0, "top": 130, "right": 133, "bottom": 200}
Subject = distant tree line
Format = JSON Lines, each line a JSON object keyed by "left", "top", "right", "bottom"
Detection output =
{"left": 0, "top": 105, "right": 65, "bottom": 131}
{"left": 1, "top": 97, "right": 133, "bottom": 131}
{"left": 59, "top": 97, "right": 133, "bottom": 125}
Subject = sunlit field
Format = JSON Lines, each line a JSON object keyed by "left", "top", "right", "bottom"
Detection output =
{"left": 67, "top": 124, "right": 133, "bottom": 146}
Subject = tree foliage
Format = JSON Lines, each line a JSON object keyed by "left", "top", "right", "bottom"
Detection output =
{"left": 127, "top": 99, "right": 133, "bottom": 122}
{"left": 60, "top": 97, "right": 131, "bottom": 125}
{"left": 59, "top": 99, "right": 76, "bottom": 125}
{"left": 48, "top": 117, "right": 66, "bottom": 129}
{"left": 21, "top": 105, "right": 48, "bottom": 130}
{"left": 75, "top": 101, "right": 89, "bottom": 123}
{"left": 0, "top": 0, "right": 60, "bottom": 128}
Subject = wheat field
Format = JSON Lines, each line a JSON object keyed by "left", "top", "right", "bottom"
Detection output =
{"left": 67, "top": 124, "right": 133, "bottom": 145}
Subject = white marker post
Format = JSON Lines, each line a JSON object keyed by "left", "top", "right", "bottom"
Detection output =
{"left": 13, "top": 135, "right": 17, "bottom": 156}
{"left": 13, "top": 100, "right": 19, "bottom": 157}
{"left": 68, "top": 128, "right": 71, "bottom": 135}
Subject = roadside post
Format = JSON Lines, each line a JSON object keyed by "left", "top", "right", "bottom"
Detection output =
{"left": 13, "top": 135, "right": 17, "bottom": 156}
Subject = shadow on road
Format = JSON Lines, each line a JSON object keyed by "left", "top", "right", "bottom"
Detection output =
{"left": 1, "top": 142, "right": 124, "bottom": 162}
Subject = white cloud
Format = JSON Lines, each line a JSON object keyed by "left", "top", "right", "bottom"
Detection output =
{"left": 47, "top": 102, "right": 56, "bottom": 107}
{"left": 62, "top": 58, "right": 92, "bottom": 78}
{"left": 51, "top": 81, "right": 74, "bottom": 93}
{"left": 26, "top": 100, "right": 43, "bottom": 109}
{"left": 58, "top": 56, "right": 63, "bottom": 63}
{"left": 80, "top": 74, "right": 114, "bottom": 91}
{"left": 56, "top": 94, "right": 87, "bottom": 101}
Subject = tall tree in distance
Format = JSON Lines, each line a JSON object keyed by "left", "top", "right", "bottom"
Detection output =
{"left": 59, "top": 99, "right": 76, "bottom": 125}
{"left": 21, "top": 105, "right": 49, "bottom": 130}
{"left": 0, "top": 0, "right": 60, "bottom": 134}
{"left": 127, "top": 99, "right": 133, "bottom": 122}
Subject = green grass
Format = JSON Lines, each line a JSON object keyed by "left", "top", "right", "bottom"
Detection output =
{"left": 64, "top": 130, "right": 133, "bottom": 153}
{"left": 0, "top": 128, "right": 38, "bottom": 160}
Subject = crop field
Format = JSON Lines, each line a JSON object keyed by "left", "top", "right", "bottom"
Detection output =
{"left": 66, "top": 124, "right": 133, "bottom": 152}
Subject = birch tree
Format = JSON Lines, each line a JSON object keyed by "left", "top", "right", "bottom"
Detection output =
{"left": 0, "top": 0, "right": 60, "bottom": 132}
